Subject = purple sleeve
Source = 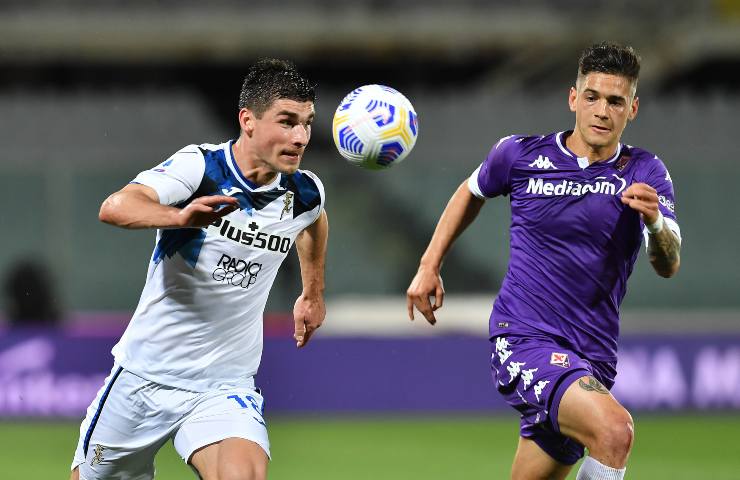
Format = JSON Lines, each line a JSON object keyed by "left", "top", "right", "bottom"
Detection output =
{"left": 473, "top": 135, "right": 521, "bottom": 198}
{"left": 644, "top": 157, "right": 678, "bottom": 223}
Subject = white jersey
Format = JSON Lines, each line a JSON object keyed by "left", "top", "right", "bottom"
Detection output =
{"left": 111, "top": 140, "right": 325, "bottom": 392}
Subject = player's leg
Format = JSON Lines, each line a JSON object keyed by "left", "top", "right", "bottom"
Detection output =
{"left": 174, "top": 386, "right": 270, "bottom": 480}
{"left": 557, "top": 375, "right": 633, "bottom": 478}
{"left": 70, "top": 365, "right": 184, "bottom": 479}
{"left": 511, "top": 437, "right": 572, "bottom": 480}
{"left": 189, "top": 438, "right": 268, "bottom": 480}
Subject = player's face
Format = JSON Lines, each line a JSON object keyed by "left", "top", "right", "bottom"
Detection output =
{"left": 242, "top": 99, "right": 315, "bottom": 175}
{"left": 569, "top": 72, "right": 638, "bottom": 151}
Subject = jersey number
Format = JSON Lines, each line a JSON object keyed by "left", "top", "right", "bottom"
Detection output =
{"left": 227, "top": 394, "right": 266, "bottom": 426}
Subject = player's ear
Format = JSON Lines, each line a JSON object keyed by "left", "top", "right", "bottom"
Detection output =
{"left": 568, "top": 86, "right": 578, "bottom": 113}
{"left": 238, "top": 108, "right": 256, "bottom": 136}
{"left": 628, "top": 96, "right": 639, "bottom": 121}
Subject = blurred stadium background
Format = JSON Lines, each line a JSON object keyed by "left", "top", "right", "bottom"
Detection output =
{"left": 1, "top": 0, "right": 739, "bottom": 478}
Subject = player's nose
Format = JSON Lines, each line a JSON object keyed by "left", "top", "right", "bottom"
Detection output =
{"left": 595, "top": 98, "right": 609, "bottom": 118}
{"left": 292, "top": 124, "right": 309, "bottom": 146}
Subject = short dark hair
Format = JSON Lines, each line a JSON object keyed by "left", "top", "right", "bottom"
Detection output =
{"left": 238, "top": 58, "right": 315, "bottom": 117}
{"left": 578, "top": 42, "right": 641, "bottom": 85}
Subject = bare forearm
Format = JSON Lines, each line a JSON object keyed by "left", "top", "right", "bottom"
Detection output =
{"left": 420, "top": 181, "right": 485, "bottom": 270}
{"left": 296, "top": 210, "right": 328, "bottom": 297}
{"left": 648, "top": 226, "right": 681, "bottom": 278}
{"left": 99, "top": 190, "right": 180, "bottom": 229}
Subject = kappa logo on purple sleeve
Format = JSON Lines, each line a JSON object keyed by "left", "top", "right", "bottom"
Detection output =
{"left": 550, "top": 352, "right": 570, "bottom": 368}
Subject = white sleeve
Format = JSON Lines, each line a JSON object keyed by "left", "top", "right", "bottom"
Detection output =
{"left": 301, "top": 170, "right": 326, "bottom": 223}
{"left": 131, "top": 145, "right": 206, "bottom": 205}
{"left": 467, "top": 165, "right": 487, "bottom": 200}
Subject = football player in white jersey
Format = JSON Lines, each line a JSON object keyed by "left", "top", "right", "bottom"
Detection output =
{"left": 70, "top": 59, "right": 328, "bottom": 480}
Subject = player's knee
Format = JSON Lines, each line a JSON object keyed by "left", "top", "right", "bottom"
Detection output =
{"left": 592, "top": 409, "right": 634, "bottom": 459}
{"left": 219, "top": 461, "right": 267, "bottom": 480}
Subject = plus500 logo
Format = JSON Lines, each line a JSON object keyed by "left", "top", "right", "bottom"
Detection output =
{"left": 211, "top": 218, "right": 292, "bottom": 253}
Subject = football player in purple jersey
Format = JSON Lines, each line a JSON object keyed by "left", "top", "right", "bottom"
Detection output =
{"left": 407, "top": 42, "right": 681, "bottom": 480}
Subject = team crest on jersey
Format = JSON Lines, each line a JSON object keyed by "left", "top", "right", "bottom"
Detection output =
{"left": 280, "top": 191, "right": 294, "bottom": 220}
{"left": 91, "top": 444, "right": 105, "bottom": 466}
{"left": 550, "top": 352, "right": 570, "bottom": 368}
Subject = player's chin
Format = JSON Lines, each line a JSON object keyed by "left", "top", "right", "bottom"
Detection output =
{"left": 585, "top": 133, "right": 614, "bottom": 148}
{"left": 277, "top": 156, "right": 302, "bottom": 174}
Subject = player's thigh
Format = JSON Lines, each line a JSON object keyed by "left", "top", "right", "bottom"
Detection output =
{"left": 190, "top": 437, "right": 268, "bottom": 480}
{"left": 511, "top": 437, "right": 572, "bottom": 480}
{"left": 72, "top": 366, "right": 187, "bottom": 479}
{"left": 70, "top": 467, "right": 79, "bottom": 480}
{"left": 557, "top": 375, "right": 633, "bottom": 449}
{"left": 174, "top": 386, "right": 270, "bottom": 477}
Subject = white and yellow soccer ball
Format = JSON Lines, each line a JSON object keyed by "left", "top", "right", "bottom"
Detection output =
{"left": 331, "top": 84, "right": 418, "bottom": 170}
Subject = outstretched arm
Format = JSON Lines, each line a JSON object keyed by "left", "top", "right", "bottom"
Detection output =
{"left": 99, "top": 183, "right": 239, "bottom": 229}
{"left": 293, "top": 210, "right": 328, "bottom": 348}
{"left": 620, "top": 182, "right": 681, "bottom": 278}
{"left": 406, "top": 181, "right": 485, "bottom": 325}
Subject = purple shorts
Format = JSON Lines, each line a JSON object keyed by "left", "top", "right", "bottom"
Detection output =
{"left": 490, "top": 334, "right": 616, "bottom": 465}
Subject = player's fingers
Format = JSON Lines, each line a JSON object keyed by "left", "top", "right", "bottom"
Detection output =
{"left": 201, "top": 194, "right": 239, "bottom": 205}
{"left": 294, "top": 320, "right": 307, "bottom": 347}
{"left": 414, "top": 295, "right": 437, "bottom": 325}
{"left": 622, "top": 184, "right": 657, "bottom": 201}
{"left": 299, "top": 328, "right": 316, "bottom": 348}
{"left": 214, "top": 205, "right": 239, "bottom": 218}
{"left": 433, "top": 286, "right": 445, "bottom": 310}
{"left": 623, "top": 198, "right": 659, "bottom": 218}
{"left": 406, "top": 295, "right": 415, "bottom": 321}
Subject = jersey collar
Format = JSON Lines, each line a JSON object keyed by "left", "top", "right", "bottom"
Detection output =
{"left": 225, "top": 140, "right": 283, "bottom": 192}
{"left": 556, "top": 131, "right": 622, "bottom": 169}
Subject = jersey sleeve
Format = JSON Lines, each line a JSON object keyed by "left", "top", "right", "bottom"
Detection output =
{"left": 641, "top": 156, "right": 681, "bottom": 244}
{"left": 468, "top": 135, "right": 520, "bottom": 199}
{"left": 300, "top": 169, "right": 326, "bottom": 224}
{"left": 131, "top": 145, "right": 206, "bottom": 206}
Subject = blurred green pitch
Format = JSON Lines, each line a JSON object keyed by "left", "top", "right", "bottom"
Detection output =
{"left": 5, "top": 414, "right": 740, "bottom": 479}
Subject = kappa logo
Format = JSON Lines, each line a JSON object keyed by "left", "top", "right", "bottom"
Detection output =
{"left": 521, "top": 367, "right": 538, "bottom": 389}
{"left": 550, "top": 352, "right": 570, "bottom": 368}
{"left": 534, "top": 380, "right": 551, "bottom": 403}
{"left": 507, "top": 361, "right": 526, "bottom": 383}
{"left": 495, "top": 337, "right": 513, "bottom": 364}
{"left": 528, "top": 155, "right": 557, "bottom": 170}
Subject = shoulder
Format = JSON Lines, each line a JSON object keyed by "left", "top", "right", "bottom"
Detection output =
{"left": 621, "top": 144, "right": 670, "bottom": 175}
{"left": 281, "top": 169, "right": 325, "bottom": 209}
{"left": 487, "top": 133, "right": 551, "bottom": 158}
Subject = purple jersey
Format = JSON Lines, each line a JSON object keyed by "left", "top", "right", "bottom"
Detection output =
{"left": 469, "top": 132, "right": 681, "bottom": 361}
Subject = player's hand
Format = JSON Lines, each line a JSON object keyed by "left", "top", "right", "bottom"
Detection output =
{"left": 293, "top": 293, "right": 325, "bottom": 348}
{"left": 406, "top": 264, "right": 445, "bottom": 325}
{"left": 620, "top": 182, "right": 660, "bottom": 225}
{"left": 176, "top": 195, "right": 240, "bottom": 228}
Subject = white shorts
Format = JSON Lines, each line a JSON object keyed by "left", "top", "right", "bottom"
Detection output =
{"left": 71, "top": 364, "right": 269, "bottom": 479}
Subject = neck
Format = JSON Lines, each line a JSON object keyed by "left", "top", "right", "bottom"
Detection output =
{"left": 232, "top": 138, "right": 278, "bottom": 185}
{"left": 565, "top": 129, "right": 618, "bottom": 164}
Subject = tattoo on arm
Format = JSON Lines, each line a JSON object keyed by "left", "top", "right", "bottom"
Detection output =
{"left": 578, "top": 376, "right": 609, "bottom": 395}
{"left": 648, "top": 226, "right": 680, "bottom": 277}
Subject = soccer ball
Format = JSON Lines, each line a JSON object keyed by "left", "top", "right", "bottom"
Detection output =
{"left": 332, "top": 84, "right": 418, "bottom": 170}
